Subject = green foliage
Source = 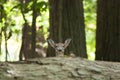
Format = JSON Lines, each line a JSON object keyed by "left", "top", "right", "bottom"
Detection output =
{"left": 83, "top": 0, "right": 96, "bottom": 25}
{"left": 12, "top": 0, "right": 48, "bottom": 14}
{"left": 83, "top": 0, "right": 96, "bottom": 60}
{"left": 0, "top": 0, "right": 97, "bottom": 61}
{"left": 0, "top": 0, "right": 49, "bottom": 61}
{"left": 36, "top": 1, "right": 48, "bottom": 12}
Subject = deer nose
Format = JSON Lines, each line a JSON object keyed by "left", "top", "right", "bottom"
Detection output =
{"left": 57, "top": 47, "right": 64, "bottom": 52}
{"left": 58, "top": 49, "right": 62, "bottom": 52}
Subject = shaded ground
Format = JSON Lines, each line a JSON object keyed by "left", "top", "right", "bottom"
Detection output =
{"left": 0, "top": 57, "right": 120, "bottom": 80}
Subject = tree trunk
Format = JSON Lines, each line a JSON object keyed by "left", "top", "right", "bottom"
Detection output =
{"left": 1, "top": 58, "right": 120, "bottom": 80}
{"left": 0, "top": 31, "right": 2, "bottom": 55}
{"left": 19, "top": 23, "right": 32, "bottom": 60}
{"left": 19, "top": 0, "right": 32, "bottom": 60}
{"left": 62, "top": 0, "right": 87, "bottom": 57}
{"left": 19, "top": 0, "right": 39, "bottom": 60}
{"left": 96, "top": 0, "right": 120, "bottom": 61}
{"left": 31, "top": 0, "right": 38, "bottom": 58}
{"left": 47, "top": 0, "right": 87, "bottom": 58}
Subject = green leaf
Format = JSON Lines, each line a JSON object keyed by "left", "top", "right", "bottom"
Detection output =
{"left": 36, "top": 1, "right": 48, "bottom": 12}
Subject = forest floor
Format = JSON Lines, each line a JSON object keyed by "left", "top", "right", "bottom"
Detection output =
{"left": 0, "top": 57, "right": 120, "bottom": 80}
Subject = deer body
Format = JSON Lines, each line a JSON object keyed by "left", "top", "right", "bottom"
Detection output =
{"left": 48, "top": 39, "right": 71, "bottom": 57}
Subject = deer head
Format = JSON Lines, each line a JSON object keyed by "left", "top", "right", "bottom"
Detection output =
{"left": 48, "top": 39, "right": 71, "bottom": 57}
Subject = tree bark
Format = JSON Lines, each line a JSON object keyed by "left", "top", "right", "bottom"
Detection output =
{"left": 47, "top": 0, "right": 87, "bottom": 58}
{"left": 19, "top": 0, "right": 39, "bottom": 60}
{"left": 19, "top": 23, "right": 32, "bottom": 60}
{"left": 0, "top": 31, "right": 2, "bottom": 55}
{"left": 19, "top": 0, "right": 32, "bottom": 60}
{"left": 31, "top": 0, "right": 37, "bottom": 58}
{"left": 96, "top": 0, "right": 120, "bottom": 61}
{"left": 0, "top": 58, "right": 120, "bottom": 80}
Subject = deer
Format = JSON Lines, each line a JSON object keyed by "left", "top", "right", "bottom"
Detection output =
{"left": 47, "top": 39, "right": 72, "bottom": 57}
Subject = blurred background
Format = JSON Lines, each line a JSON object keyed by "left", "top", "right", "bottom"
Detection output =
{"left": 0, "top": 0, "right": 96, "bottom": 61}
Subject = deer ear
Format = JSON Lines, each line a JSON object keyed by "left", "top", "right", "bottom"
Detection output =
{"left": 64, "top": 39, "right": 71, "bottom": 48}
{"left": 47, "top": 39, "right": 55, "bottom": 48}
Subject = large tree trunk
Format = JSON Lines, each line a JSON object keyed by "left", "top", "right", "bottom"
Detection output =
{"left": 0, "top": 58, "right": 120, "bottom": 80}
{"left": 96, "top": 0, "right": 120, "bottom": 61}
{"left": 47, "top": 0, "right": 63, "bottom": 57}
{"left": 47, "top": 0, "right": 87, "bottom": 58}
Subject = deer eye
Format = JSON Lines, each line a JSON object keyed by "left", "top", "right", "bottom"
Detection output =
{"left": 62, "top": 45, "right": 65, "bottom": 47}
{"left": 55, "top": 45, "right": 58, "bottom": 47}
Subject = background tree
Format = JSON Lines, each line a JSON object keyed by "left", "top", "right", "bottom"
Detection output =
{"left": 14, "top": 0, "right": 48, "bottom": 60}
{"left": 0, "top": 0, "right": 97, "bottom": 61}
{"left": 0, "top": 0, "right": 12, "bottom": 61}
{"left": 0, "top": 0, "right": 48, "bottom": 61}
{"left": 47, "top": 0, "right": 87, "bottom": 58}
{"left": 96, "top": 0, "right": 120, "bottom": 61}
{"left": 19, "top": 0, "right": 33, "bottom": 60}
{"left": 31, "top": 0, "right": 37, "bottom": 58}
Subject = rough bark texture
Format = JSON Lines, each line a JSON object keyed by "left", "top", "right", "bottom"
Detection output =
{"left": 31, "top": 0, "right": 37, "bottom": 58}
{"left": 19, "top": 23, "right": 32, "bottom": 60}
{"left": 47, "top": 0, "right": 87, "bottom": 58}
{"left": 19, "top": 0, "right": 39, "bottom": 60}
{"left": 0, "top": 57, "right": 120, "bottom": 80}
{"left": 96, "top": 0, "right": 120, "bottom": 61}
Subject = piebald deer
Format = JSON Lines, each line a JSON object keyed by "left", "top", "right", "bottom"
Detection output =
{"left": 48, "top": 39, "right": 71, "bottom": 57}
